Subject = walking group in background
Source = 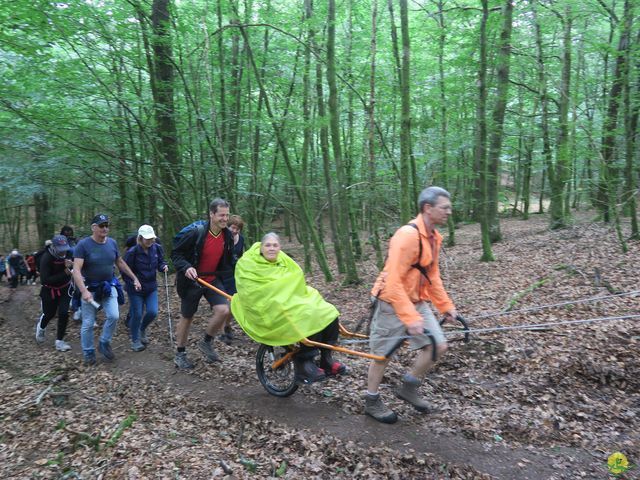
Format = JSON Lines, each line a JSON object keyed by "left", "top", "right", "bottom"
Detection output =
{"left": 9, "top": 186, "right": 457, "bottom": 424}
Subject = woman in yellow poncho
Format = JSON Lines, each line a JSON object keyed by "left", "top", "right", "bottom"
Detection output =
{"left": 230, "top": 233, "right": 347, "bottom": 383}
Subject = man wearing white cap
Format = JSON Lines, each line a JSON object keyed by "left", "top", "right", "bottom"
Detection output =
{"left": 122, "top": 225, "right": 168, "bottom": 351}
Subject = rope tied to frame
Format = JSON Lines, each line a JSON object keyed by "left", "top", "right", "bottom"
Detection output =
{"left": 340, "top": 313, "right": 640, "bottom": 345}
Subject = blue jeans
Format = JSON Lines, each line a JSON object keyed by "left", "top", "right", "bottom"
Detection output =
{"left": 129, "top": 290, "right": 158, "bottom": 342}
{"left": 80, "top": 286, "right": 119, "bottom": 354}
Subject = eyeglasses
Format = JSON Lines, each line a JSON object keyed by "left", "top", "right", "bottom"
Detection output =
{"left": 97, "top": 223, "right": 110, "bottom": 228}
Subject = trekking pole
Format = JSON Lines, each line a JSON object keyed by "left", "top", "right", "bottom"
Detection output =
{"left": 164, "top": 270, "right": 175, "bottom": 346}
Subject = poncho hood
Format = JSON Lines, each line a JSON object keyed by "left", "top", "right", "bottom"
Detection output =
{"left": 230, "top": 242, "right": 338, "bottom": 346}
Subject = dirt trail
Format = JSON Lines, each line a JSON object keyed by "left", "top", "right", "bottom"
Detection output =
{"left": 0, "top": 285, "right": 600, "bottom": 479}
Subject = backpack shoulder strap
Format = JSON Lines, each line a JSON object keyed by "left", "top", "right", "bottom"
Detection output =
{"left": 407, "top": 222, "right": 430, "bottom": 281}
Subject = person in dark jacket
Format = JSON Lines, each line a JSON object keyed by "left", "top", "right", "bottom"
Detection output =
{"left": 170, "top": 198, "right": 234, "bottom": 369}
{"left": 218, "top": 214, "right": 246, "bottom": 345}
{"left": 35, "top": 235, "right": 74, "bottom": 351}
{"left": 6, "top": 249, "right": 27, "bottom": 289}
{"left": 123, "top": 225, "right": 168, "bottom": 351}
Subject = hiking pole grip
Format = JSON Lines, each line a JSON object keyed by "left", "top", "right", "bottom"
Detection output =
{"left": 383, "top": 335, "right": 407, "bottom": 359}
{"left": 439, "top": 314, "right": 470, "bottom": 343}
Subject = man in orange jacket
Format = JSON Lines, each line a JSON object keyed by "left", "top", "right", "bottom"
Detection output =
{"left": 365, "top": 186, "right": 458, "bottom": 424}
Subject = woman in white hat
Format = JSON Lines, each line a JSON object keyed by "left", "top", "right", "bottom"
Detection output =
{"left": 122, "top": 225, "right": 168, "bottom": 351}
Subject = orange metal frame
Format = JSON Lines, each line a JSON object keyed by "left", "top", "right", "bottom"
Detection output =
{"left": 195, "top": 277, "right": 388, "bottom": 363}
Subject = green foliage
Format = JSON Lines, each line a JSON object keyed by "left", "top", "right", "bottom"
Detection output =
{"left": 0, "top": 0, "right": 635, "bottom": 257}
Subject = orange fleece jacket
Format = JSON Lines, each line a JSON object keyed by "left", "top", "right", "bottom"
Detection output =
{"left": 371, "top": 215, "right": 454, "bottom": 326}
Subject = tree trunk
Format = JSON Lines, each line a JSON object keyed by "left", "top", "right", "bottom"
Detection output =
{"left": 476, "top": 0, "right": 494, "bottom": 261}
{"left": 151, "top": 0, "right": 183, "bottom": 235}
{"left": 367, "top": 0, "right": 384, "bottom": 268}
{"left": 486, "top": 0, "right": 513, "bottom": 242}
{"left": 398, "top": 0, "right": 413, "bottom": 222}
{"left": 327, "top": 0, "right": 359, "bottom": 283}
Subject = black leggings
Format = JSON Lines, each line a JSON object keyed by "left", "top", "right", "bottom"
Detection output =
{"left": 38, "top": 288, "right": 71, "bottom": 341}
{"left": 297, "top": 318, "right": 340, "bottom": 360}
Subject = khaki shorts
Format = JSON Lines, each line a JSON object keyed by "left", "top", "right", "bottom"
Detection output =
{"left": 369, "top": 299, "right": 446, "bottom": 357}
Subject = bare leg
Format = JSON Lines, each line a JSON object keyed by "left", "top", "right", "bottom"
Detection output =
{"left": 410, "top": 343, "right": 447, "bottom": 378}
{"left": 367, "top": 358, "right": 391, "bottom": 393}
{"left": 205, "top": 304, "right": 230, "bottom": 337}
{"left": 175, "top": 316, "right": 193, "bottom": 348}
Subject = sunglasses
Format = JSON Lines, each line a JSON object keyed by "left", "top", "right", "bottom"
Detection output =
{"left": 97, "top": 223, "right": 110, "bottom": 228}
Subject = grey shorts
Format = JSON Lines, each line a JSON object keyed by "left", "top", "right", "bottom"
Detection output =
{"left": 369, "top": 299, "right": 446, "bottom": 356}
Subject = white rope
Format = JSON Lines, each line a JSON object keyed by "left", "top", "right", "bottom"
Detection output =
{"left": 340, "top": 313, "right": 640, "bottom": 345}
{"left": 467, "top": 290, "right": 640, "bottom": 321}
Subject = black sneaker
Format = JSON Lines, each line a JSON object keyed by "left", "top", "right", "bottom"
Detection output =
{"left": 98, "top": 341, "right": 115, "bottom": 361}
{"left": 294, "top": 358, "right": 326, "bottom": 384}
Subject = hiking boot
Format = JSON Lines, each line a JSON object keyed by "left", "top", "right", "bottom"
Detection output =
{"left": 73, "top": 310, "right": 82, "bottom": 321}
{"left": 198, "top": 339, "right": 220, "bottom": 363}
{"left": 218, "top": 333, "right": 232, "bottom": 346}
{"left": 320, "top": 352, "right": 348, "bottom": 376}
{"left": 130, "top": 340, "right": 146, "bottom": 352}
{"left": 294, "top": 357, "right": 326, "bottom": 384}
{"left": 320, "top": 360, "right": 348, "bottom": 376}
{"left": 35, "top": 320, "right": 46, "bottom": 344}
{"left": 174, "top": 351, "right": 195, "bottom": 369}
{"left": 140, "top": 331, "right": 150, "bottom": 345}
{"left": 83, "top": 351, "right": 97, "bottom": 366}
{"left": 98, "top": 341, "right": 115, "bottom": 362}
{"left": 55, "top": 340, "right": 72, "bottom": 352}
{"left": 364, "top": 394, "right": 398, "bottom": 424}
{"left": 396, "top": 378, "right": 433, "bottom": 413}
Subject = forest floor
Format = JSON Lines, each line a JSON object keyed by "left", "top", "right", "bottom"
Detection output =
{"left": 0, "top": 211, "right": 639, "bottom": 479}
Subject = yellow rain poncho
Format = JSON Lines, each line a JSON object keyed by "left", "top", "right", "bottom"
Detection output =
{"left": 230, "top": 242, "right": 339, "bottom": 346}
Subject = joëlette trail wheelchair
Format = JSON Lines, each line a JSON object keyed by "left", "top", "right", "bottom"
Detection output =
{"left": 197, "top": 278, "right": 469, "bottom": 397}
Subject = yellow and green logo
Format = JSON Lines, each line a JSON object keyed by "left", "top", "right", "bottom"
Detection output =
{"left": 607, "top": 452, "right": 630, "bottom": 476}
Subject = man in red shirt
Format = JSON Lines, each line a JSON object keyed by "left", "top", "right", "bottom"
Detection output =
{"left": 171, "top": 199, "right": 235, "bottom": 369}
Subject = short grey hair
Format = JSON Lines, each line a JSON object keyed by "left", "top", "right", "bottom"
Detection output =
{"left": 261, "top": 232, "right": 280, "bottom": 244}
{"left": 418, "top": 186, "right": 451, "bottom": 211}
{"left": 209, "top": 198, "right": 230, "bottom": 214}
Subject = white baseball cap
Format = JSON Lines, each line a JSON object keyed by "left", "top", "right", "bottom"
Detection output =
{"left": 138, "top": 225, "right": 157, "bottom": 239}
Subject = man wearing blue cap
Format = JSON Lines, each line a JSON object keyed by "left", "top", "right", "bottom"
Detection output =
{"left": 72, "top": 214, "right": 141, "bottom": 365}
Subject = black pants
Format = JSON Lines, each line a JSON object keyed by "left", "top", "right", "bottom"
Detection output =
{"left": 9, "top": 275, "right": 18, "bottom": 288}
{"left": 39, "top": 287, "right": 71, "bottom": 341}
{"left": 297, "top": 318, "right": 340, "bottom": 360}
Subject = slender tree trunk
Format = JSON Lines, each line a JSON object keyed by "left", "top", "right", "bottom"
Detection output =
{"left": 476, "top": 0, "right": 493, "bottom": 261}
{"left": 550, "top": 5, "right": 572, "bottom": 229}
{"left": 486, "top": 0, "right": 513, "bottom": 242}
{"left": 398, "top": 0, "right": 413, "bottom": 222}
{"left": 624, "top": 28, "right": 640, "bottom": 239}
{"left": 308, "top": 0, "right": 343, "bottom": 273}
{"left": 327, "top": 0, "right": 359, "bottom": 283}
{"left": 367, "top": 0, "right": 383, "bottom": 267}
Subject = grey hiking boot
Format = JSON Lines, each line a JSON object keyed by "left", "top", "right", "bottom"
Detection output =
{"left": 130, "top": 340, "right": 146, "bottom": 352}
{"left": 140, "top": 331, "right": 150, "bottom": 345}
{"left": 396, "top": 378, "right": 433, "bottom": 413}
{"left": 174, "top": 351, "right": 195, "bottom": 369}
{"left": 198, "top": 338, "right": 220, "bottom": 363}
{"left": 364, "top": 394, "right": 398, "bottom": 424}
{"left": 35, "top": 320, "right": 46, "bottom": 344}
